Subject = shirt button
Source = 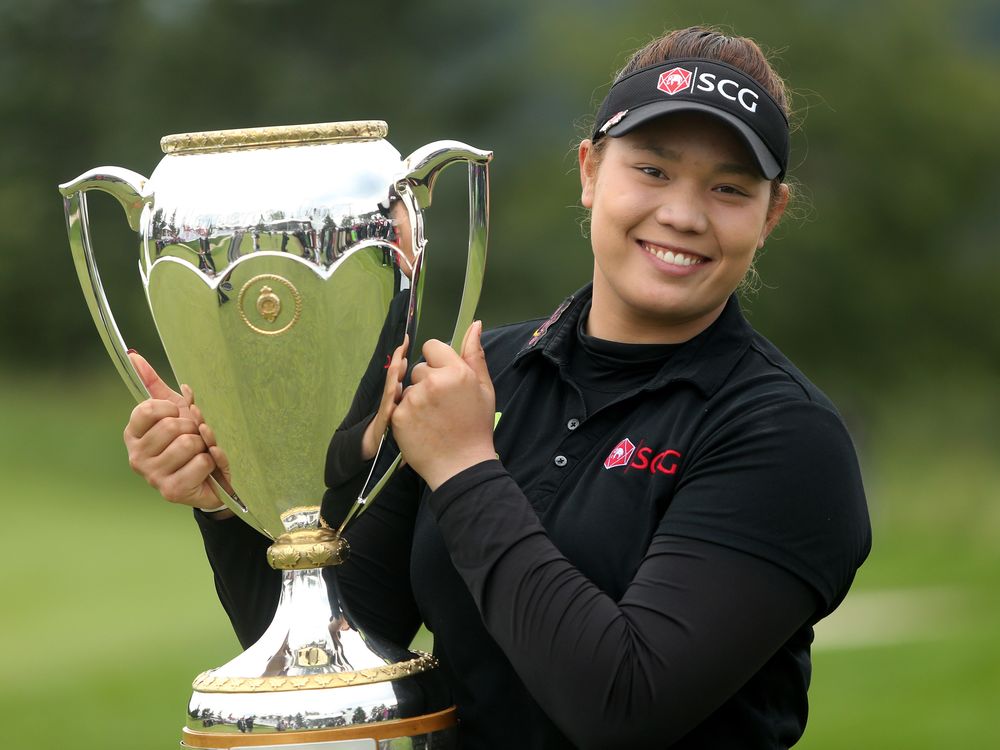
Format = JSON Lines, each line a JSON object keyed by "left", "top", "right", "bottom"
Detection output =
{"left": 554, "top": 455, "right": 568, "bottom": 467}
{"left": 567, "top": 418, "right": 580, "bottom": 430}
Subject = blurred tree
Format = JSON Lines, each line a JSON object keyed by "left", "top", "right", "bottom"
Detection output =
{"left": 1, "top": 0, "right": 997, "bottom": 420}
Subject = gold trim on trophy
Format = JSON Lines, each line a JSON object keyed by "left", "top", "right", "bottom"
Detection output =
{"left": 266, "top": 527, "right": 350, "bottom": 570}
{"left": 180, "top": 706, "right": 457, "bottom": 748}
{"left": 237, "top": 274, "right": 301, "bottom": 336}
{"left": 161, "top": 121, "right": 389, "bottom": 154}
{"left": 191, "top": 652, "right": 438, "bottom": 693}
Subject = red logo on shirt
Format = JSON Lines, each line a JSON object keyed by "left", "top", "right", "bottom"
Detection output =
{"left": 603, "top": 438, "right": 636, "bottom": 469}
{"left": 631, "top": 444, "right": 681, "bottom": 475}
{"left": 604, "top": 438, "right": 681, "bottom": 475}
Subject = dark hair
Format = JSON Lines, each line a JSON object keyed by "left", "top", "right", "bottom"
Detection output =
{"left": 615, "top": 27, "right": 790, "bottom": 118}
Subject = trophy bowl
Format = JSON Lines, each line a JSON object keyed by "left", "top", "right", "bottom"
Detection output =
{"left": 59, "top": 120, "right": 491, "bottom": 748}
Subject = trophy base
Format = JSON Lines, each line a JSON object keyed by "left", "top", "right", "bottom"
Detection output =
{"left": 180, "top": 705, "right": 457, "bottom": 749}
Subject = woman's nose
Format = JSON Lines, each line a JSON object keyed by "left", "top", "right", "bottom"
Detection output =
{"left": 654, "top": 189, "right": 708, "bottom": 234}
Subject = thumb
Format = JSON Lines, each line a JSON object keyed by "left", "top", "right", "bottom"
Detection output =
{"left": 128, "top": 351, "right": 183, "bottom": 405}
{"left": 460, "top": 321, "right": 490, "bottom": 385}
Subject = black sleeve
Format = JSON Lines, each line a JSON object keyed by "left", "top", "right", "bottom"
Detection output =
{"left": 325, "top": 411, "right": 376, "bottom": 496}
{"left": 666, "top": 401, "right": 871, "bottom": 616}
{"left": 195, "top": 463, "right": 425, "bottom": 652}
{"left": 322, "top": 464, "right": 425, "bottom": 649}
{"left": 427, "top": 461, "right": 823, "bottom": 749}
{"left": 325, "top": 289, "right": 409, "bottom": 492}
{"left": 194, "top": 509, "right": 280, "bottom": 649}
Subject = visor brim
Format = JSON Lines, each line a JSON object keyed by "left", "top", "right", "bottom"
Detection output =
{"left": 605, "top": 100, "right": 783, "bottom": 180}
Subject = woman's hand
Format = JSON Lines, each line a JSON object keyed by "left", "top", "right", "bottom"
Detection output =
{"left": 123, "top": 352, "right": 233, "bottom": 517}
{"left": 360, "top": 335, "right": 409, "bottom": 461}
{"left": 391, "top": 322, "right": 497, "bottom": 490}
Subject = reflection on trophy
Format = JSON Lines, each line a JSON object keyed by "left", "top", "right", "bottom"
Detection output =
{"left": 59, "top": 121, "right": 491, "bottom": 747}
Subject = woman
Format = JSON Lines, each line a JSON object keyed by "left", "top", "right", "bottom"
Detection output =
{"left": 125, "top": 26, "right": 871, "bottom": 749}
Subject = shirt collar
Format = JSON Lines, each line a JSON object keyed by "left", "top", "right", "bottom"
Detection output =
{"left": 514, "top": 284, "right": 753, "bottom": 399}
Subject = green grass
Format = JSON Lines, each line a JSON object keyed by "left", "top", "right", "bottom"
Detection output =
{"left": 2, "top": 369, "right": 998, "bottom": 748}
{"left": 1, "top": 371, "right": 235, "bottom": 750}
{"left": 801, "top": 379, "right": 1000, "bottom": 748}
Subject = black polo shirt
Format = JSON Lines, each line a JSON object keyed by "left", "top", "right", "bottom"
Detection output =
{"left": 197, "top": 285, "right": 870, "bottom": 749}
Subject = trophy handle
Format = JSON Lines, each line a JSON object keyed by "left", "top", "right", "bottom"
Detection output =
{"left": 59, "top": 167, "right": 152, "bottom": 402}
{"left": 401, "top": 141, "right": 492, "bottom": 353}
{"left": 338, "top": 143, "right": 492, "bottom": 533}
{"left": 59, "top": 168, "right": 261, "bottom": 528}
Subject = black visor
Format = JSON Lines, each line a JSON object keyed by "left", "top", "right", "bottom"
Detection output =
{"left": 592, "top": 58, "right": 790, "bottom": 180}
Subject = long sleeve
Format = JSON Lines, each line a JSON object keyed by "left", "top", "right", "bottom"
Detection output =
{"left": 325, "top": 412, "right": 376, "bottom": 491}
{"left": 322, "top": 464, "right": 425, "bottom": 649}
{"left": 194, "top": 509, "right": 280, "bottom": 649}
{"left": 427, "top": 460, "right": 819, "bottom": 749}
{"left": 325, "top": 288, "right": 409, "bottom": 493}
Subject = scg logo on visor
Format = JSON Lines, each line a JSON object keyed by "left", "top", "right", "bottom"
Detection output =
{"left": 657, "top": 66, "right": 760, "bottom": 114}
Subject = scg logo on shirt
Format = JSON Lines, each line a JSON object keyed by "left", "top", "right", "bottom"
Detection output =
{"left": 604, "top": 438, "right": 681, "bottom": 475}
{"left": 603, "top": 438, "right": 636, "bottom": 469}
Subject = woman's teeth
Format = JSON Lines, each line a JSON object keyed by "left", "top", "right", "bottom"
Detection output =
{"left": 642, "top": 242, "right": 704, "bottom": 267}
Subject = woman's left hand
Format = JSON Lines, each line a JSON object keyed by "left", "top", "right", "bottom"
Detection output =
{"left": 391, "top": 321, "right": 497, "bottom": 490}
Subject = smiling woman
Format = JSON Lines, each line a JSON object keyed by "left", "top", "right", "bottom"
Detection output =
{"left": 580, "top": 112, "right": 788, "bottom": 342}
{"left": 124, "top": 24, "right": 871, "bottom": 750}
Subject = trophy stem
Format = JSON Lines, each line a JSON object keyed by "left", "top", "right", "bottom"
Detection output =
{"left": 185, "top": 509, "right": 453, "bottom": 745}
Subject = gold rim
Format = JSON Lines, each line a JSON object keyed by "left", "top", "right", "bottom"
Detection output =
{"left": 161, "top": 120, "right": 388, "bottom": 154}
{"left": 191, "top": 651, "right": 437, "bottom": 693}
{"left": 181, "top": 706, "right": 457, "bottom": 748}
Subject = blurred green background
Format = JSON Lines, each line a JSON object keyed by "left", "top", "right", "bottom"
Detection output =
{"left": 2, "top": 0, "right": 998, "bottom": 747}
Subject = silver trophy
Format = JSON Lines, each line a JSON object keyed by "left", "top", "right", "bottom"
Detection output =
{"left": 59, "top": 121, "right": 491, "bottom": 748}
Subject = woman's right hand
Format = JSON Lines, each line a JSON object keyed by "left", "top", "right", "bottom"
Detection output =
{"left": 123, "top": 352, "right": 233, "bottom": 516}
{"left": 360, "top": 335, "right": 409, "bottom": 461}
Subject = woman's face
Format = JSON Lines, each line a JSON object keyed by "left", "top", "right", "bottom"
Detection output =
{"left": 579, "top": 112, "right": 788, "bottom": 343}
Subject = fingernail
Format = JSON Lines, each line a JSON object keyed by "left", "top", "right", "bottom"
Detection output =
{"left": 126, "top": 348, "right": 137, "bottom": 355}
